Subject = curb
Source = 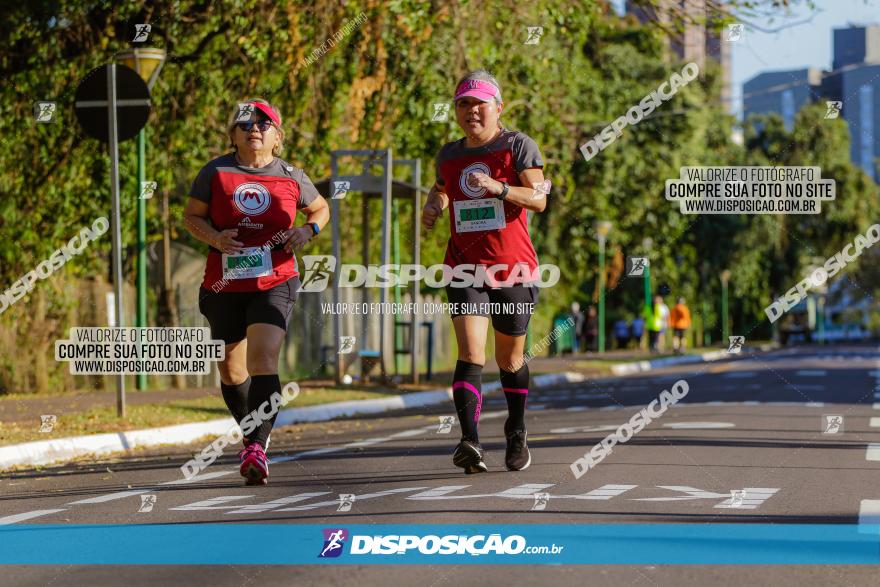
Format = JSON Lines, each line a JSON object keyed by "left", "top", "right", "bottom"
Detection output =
{"left": 0, "top": 372, "right": 583, "bottom": 470}
{"left": 609, "top": 344, "right": 777, "bottom": 376}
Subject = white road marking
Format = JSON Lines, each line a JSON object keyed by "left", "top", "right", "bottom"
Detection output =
{"left": 795, "top": 370, "right": 826, "bottom": 377}
{"left": 162, "top": 471, "right": 234, "bottom": 485}
{"left": 662, "top": 422, "right": 736, "bottom": 429}
{"left": 723, "top": 372, "right": 756, "bottom": 378}
{"left": 866, "top": 444, "right": 880, "bottom": 461}
{"left": 566, "top": 406, "right": 588, "bottom": 412}
{"left": 870, "top": 418, "right": 880, "bottom": 428}
{"left": 170, "top": 495, "right": 254, "bottom": 511}
{"left": 277, "top": 487, "right": 428, "bottom": 511}
{"left": 714, "top": 488, "right": 779, "bottom": 509}
{"left": 550, "top": 424, "right": 621, "bottom": 435}
{"left": 858, "top": 500, "right": 880, "bottom": 533}
{"left": 564, "top": 484, "right": 637, "bottom": 500}
{"left": 494, "top": 483, "right": 556, "bottom": 498}
{"left": 227, "top": 492, "right": 332, "bottom": 514}
{"left": 0, "top": 509, "right": 67, "bottom": 525}
{"left": 528, "top": 404, "right": 547, "bottom": 410}
{"left": 633, "top": 486, "right": 778, "bottom": 508}
{"left": 68, "top": 489, "right": 151, "bottom": 505}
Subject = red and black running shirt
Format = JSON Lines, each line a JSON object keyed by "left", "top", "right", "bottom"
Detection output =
{"left": 435, "top": 129, "right": 544, "bottom": 284}
{"left": 189, "top": 153, "right": 320, "bottom": 292}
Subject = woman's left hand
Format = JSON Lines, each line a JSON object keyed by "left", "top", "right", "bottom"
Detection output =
{"left": 466, "top": 172, "right": 503, "bottom": 196}
{"left": 283, "top": 226, "right": 313, "bottom": 253}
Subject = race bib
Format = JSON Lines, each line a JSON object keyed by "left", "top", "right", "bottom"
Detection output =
{"left": 222, "top": 247, "right": 273, "bottom": 279}
{"left": 453, "top": 198, "right": 506, "bottom": 233}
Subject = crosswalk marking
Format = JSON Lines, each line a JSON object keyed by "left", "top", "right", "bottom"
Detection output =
{"left": 866, "top": 444, "right": 880, "bottom": 461}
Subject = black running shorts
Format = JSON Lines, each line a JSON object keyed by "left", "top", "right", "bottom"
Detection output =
{"left": 199, "top": 276, "right": 300, "bottom": 344}
{"left": 445, "top": 283, "right": 539, "bottom": 336}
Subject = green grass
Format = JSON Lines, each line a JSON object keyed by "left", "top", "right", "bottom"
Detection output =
{"left": 0, "top": 385, "right": 411, "bottom": 446}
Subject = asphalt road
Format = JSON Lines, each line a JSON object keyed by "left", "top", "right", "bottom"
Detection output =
{"left": 3, "top": 344, "right": 880, "bottom": 585}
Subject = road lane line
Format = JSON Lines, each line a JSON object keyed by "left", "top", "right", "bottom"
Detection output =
{"left": 170, "top": 495, "right": 254, "bottom": 511}
{"left": 227, "top": 492, "right": 332, "bottom": 514}
{"left": 68, "top": 489, "right": 152, "bottom": 505}
{"left": 795, "top": 370, "right": 826, "bottom": 376}
{"left": 0, "top": 509, "right": 67, "bottom": 525}
{"left": 161, "top": 471, "right": 234, "bottom": 485}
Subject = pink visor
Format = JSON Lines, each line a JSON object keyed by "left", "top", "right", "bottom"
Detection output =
{"left": 249, "top": 101, "right": 281, "bottom": 125}
{"left": 454, "top": 79, "right": 501, "bottom": 102}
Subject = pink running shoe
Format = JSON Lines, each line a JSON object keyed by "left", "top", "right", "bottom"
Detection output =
{"left": 239, "top": 442, "right": 269, "bottom": 486}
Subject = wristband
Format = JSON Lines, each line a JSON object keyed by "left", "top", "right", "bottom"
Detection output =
{"left": 497, "top": 182, "right": 510, "bottom": 201}
{"left": 307, "top": 222, "right": 320, "bottom": 236}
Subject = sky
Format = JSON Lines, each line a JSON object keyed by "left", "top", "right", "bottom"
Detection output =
{"left": 610, "top": 0, "right": 880, "bottom": 117}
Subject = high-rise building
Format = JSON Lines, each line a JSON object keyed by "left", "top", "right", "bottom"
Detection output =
{"left": 743, "top": 25, "right": 880, "bottom": 181}
{"left": 626, "top": 0, "right": 734, "bottom": 113}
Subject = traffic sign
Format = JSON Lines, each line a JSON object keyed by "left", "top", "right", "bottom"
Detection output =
{"left": 74, "top": 64, "right": 150, "bottom": 143}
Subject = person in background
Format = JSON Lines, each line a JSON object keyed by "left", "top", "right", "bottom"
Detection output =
{"left": 644, "top": 297, "right": 664, "bottom": 353}
{"left": 670, "top": 297, "right": 692, "bottom": 354}
{"left": 657, "top": 295, "right": 670, "bottom": 352}
{"left": 585, "top": 305, "right": 598, "bottom": 352}
{"left": 630, "top": 314, "right": 645, "bottom": 349}
{"left": 571, "top": 302, "right": 585, "bottom": 353}
{"left": 613, "top": 317, "right": 630, "bottom": 349}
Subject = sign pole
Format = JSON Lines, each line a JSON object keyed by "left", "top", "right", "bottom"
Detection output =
{"left": 107, "top": 63, "right": 126, "bottom": 418}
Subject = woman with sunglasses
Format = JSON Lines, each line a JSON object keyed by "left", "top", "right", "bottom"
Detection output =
{"left": 183, "top": 98, "right": 329, "bottom": 485}
{"left": 421, "top": 70, "right": 548, "bottom": 474}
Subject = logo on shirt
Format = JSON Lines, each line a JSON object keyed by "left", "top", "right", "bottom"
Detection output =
{"left": 459, "top": 162, "right": 492, "bottom": 199}
{"left": 233, "top": 183, "right": 271, "bottom": 215}
{"left": 238, "top": 216, "right": 264, "bottom": 230}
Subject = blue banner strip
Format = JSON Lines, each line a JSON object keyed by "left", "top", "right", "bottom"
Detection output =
{"left": 2, "top": 524, "right": 879, "bottom": 565}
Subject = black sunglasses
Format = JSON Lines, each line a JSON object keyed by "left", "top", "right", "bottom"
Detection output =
{"left": 236, "top": 119, "right": 274, "bottom": 132}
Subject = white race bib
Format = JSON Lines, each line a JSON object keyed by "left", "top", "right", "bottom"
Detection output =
{"left": 222, "top": 247, "right": 273, "bottom": 279}
{"left": 453, "top": 198, "right": 506, "bottom": 233}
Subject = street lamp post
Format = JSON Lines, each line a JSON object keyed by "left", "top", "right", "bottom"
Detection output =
{"left": 720, "top": 269, "right": 732, "bottom": 344}
{"left": 117, "top": 48, "right": 165, "bottom": 392}
{"left": 596, "top": 221, "right": 613, "bottom": 354}
{"left": 641, "top": 237, "right": 653, "bottom": 312}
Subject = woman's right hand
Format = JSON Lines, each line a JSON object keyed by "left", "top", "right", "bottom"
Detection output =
{"left": 421, "top": 201, "right": 443, "bottom": 230}
{"left": 214, "top": 229, "right": 244, "bottom": 254}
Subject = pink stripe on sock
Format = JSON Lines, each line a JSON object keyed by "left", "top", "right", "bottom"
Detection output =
{"left": 453, "top": 380, "right": 483, "bottom": 422}
{"left": 503, "top": 387, "right": 529, "bottom": 395}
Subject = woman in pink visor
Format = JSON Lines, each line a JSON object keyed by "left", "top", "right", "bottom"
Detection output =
{"left": 422, "top": 70, "right": 549, "bottom": 474}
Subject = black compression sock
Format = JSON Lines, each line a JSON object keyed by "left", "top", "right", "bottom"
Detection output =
{"left": 245, "top": 374, "right": 281, "bottom": 449}
{"left": 452, "top": 360, "right": 483, "bottom": 443}
{"left": 500, "top": 363, "right": 529, "bottom": 433}
{"left": 220, "top": 376, "right": 251, "bottom": 425}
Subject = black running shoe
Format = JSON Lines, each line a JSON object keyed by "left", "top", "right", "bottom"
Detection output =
{"left": 505, "top": 429, "right": 531, "bottom": 471}
{"left": 452, "top": 439, "right": 488, "bottom": 474}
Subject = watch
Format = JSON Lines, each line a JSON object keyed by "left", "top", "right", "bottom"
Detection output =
{"left": 307, "top": 222, "right": 320, "bottom": 236}
{"left": 497, "top": 181, "right": 510, "bottom": 201}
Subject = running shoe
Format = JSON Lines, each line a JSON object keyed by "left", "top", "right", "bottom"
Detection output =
{"left": 452, "top": 439, "right": 488, "bottom": 474}
{"left": 505, "top": 428, "right": 531, "bottom": 471}
{"left": 239, "top": 442, "right": 269, "bottom": 485}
